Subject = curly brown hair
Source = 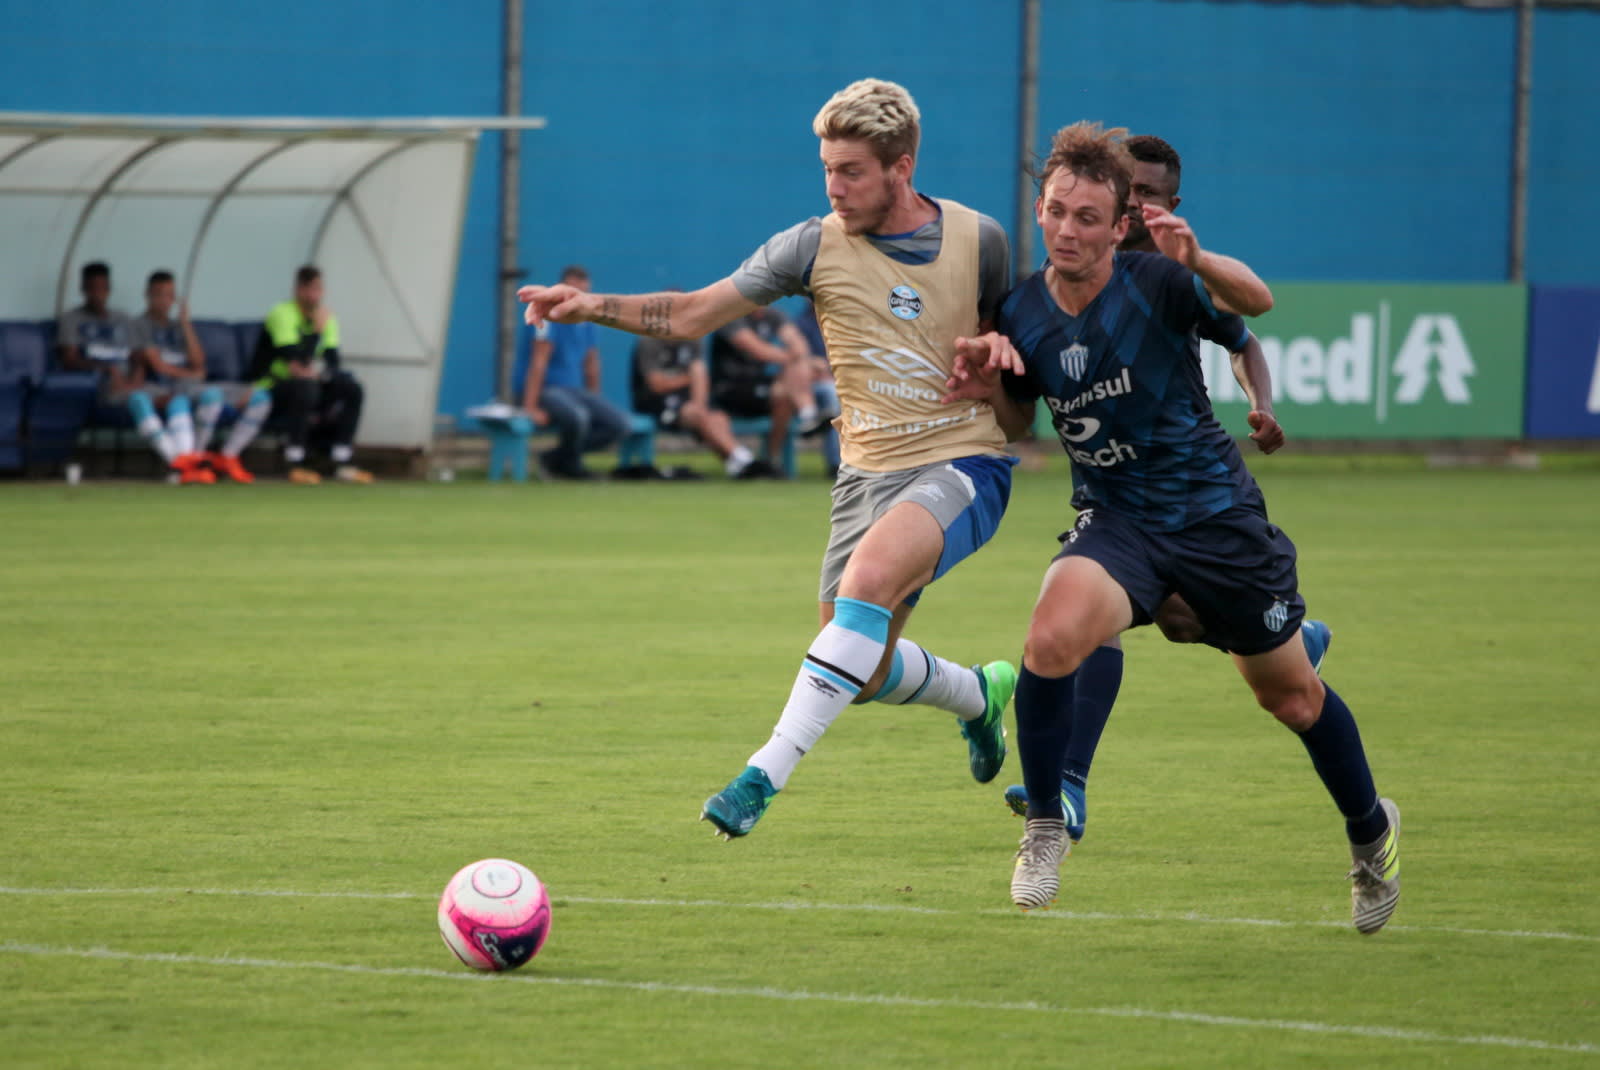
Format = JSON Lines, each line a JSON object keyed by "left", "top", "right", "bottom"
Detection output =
{"left": 1036, "top": 121, "right": 1134, "bottom": 216}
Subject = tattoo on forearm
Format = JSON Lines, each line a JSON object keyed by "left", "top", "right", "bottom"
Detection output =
{"left": 593, "top": 296, "right": 622, "bottom": 328}
{"left": 640, "top": 296, "right": 673, "bottom": 337}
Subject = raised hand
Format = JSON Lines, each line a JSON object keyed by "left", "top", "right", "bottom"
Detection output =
{"left": 1141, "top": 204, "right": 1201, "bottom": 269}
{"left": 1247, "top": 409, "right": 1285, "bottom": 454}
{"left": 942, "top": 332, "right": 1023, "bottom": 403}
{"left": 518, "top": 283, "right": 588, "bottom": 327}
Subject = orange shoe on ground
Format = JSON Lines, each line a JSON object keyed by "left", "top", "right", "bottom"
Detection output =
{"left": 177, "top": 464, "right": 216, "bottom": 485}
{"left": 207, "top": 451, "right": 255, "bottom": 484}
{"left": 288, "top": 466, "right": 322, "bottom": 485}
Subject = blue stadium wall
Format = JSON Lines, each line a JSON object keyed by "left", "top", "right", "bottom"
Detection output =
{"left": 6, "top": 0, "right": 1597, "bottom": 417}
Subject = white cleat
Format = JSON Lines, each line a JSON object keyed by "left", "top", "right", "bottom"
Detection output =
{"left": 1011, "top": 818, "right": 1069, "bottom": 910}
{"left": 1349, "top": 798, "right": 1401, "bottom": 934}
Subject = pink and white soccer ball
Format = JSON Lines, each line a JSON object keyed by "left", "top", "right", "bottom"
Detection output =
{"left": 437, "top": 858, "right": 552, "bottom": 971}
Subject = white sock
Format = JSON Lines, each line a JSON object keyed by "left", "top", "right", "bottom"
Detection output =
{"left": 167, "top": 400, "right": 196, "bottom": 457}
{"left": 136, "top": 415, "right": 178, "bottom": 464}
{"left": 332, "top": 444, "right": 354, "bottom": 464}
{"left": 872, "top": 638, "right": 985, "bottom": 720}
{"left": 285, "top": 445, "right": 306, "bottom": 465}
{"left": 222, "top": 390, "right": 271, "bottom": 457}
{"left": 797, "top": 403, "right": 818, "bottom": 426}
{"left": 747, "top": 598, "right": 892, "bottom": 790}
{"left": 724, "top": 445, "right": 754, "bottom": 475}
{"left": 195, "top": 392, "right": 224, "bottom": 452}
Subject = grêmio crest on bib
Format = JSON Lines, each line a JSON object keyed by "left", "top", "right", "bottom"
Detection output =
{"left": 888, "top": 284, "right": 923, "bottom": 321}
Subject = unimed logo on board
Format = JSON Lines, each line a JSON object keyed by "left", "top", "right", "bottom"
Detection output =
{"left": 1201, "top": 306, "right": 1478, "bottom": 424}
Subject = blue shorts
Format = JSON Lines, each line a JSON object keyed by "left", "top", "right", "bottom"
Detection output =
{"left": 1054, "top": 504, "right": 1306, "bottom": 656}
{"left": 820, "top": 454, "right": 1015, "bottom": 608}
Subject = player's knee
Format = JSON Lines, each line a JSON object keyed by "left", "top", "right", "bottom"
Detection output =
{"left": 1254, "top": 681, "right": 1322, "bottom": 731}
{"left": 1023, "top": 620, "right": 1089, "bottom": 679}
{"left": 836, "top": 563, "right": 898, "bottom": 606}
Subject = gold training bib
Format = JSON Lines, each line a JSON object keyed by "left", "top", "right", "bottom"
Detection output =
{"left": 810, "top": 198, "right": 1008, "bottom": 472}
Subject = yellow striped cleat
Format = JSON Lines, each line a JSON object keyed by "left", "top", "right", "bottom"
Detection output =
{"left": 1348, "top": 797, "right": 1401, "bottom": 934}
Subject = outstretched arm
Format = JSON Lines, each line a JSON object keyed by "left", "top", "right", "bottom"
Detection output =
{"left": 1141, "top": 204, "right": 1274, "bottom": 317}
{"left": 1229, "top": 333, "right": 1285, "bottom": 453}
{"left": 519, "top": 277, "right": 760, "bottom": 342}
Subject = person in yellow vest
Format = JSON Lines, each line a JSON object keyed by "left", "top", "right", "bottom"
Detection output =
{"left": 520, "top": 79, "right": 1023, "bottom": 839}
{"left": 250, "top": 266, "right": 374, "bottom": 484}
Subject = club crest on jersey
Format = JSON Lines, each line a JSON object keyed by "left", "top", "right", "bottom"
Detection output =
{"left": 1060, "top": 343, "right": 1088, "bottom": 379}
{"left": 888, "top": 284, "right": 923, "bottom": 321}
{"left": 1263, "top": 599, "right": 1289, "bottom": 633}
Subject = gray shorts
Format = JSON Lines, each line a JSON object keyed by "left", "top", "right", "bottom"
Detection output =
{"left": 817, "top": 455, "right": 1014, "bottom": 604}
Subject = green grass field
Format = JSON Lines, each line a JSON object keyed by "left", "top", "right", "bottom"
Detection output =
{"left": 2, "top": 455, "right": 1597, "bottom": 1068}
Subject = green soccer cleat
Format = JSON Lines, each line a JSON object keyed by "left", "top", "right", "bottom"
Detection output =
{"left": 1349, "top": 797, "right": 1402, "bottom": 934}
{"left": 963, "top": 661, "right": 1015, "bottom": 783}
{"left": 700, "top": 765, "right": 779, "bottom": 840}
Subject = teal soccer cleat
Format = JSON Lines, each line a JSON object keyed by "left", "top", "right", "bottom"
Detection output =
{"left": 700, "top": 766, "right": 779, "bottom": 840}
{"left": 964, "top": 661, "right": 1015, "bottom": 783}
{"left": 1302, "top": 619, "right": 1333, "bottom": 674}
{"left": 1003, "top": 779, "right": 1086, "bottom": 843}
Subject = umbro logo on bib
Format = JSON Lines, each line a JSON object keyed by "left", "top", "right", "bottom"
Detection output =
{"left": 888, "top": 285, "right": 923, "bottom": 321}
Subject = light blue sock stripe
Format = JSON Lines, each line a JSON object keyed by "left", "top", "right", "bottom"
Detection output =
{"left": 832, "top": 597, "right": 892, "bottom": 641}
{"left": 167, "top": 394, "right": 190, "bottom": 416}
{"left": 865, "top": 648, "right": 905, "bottom": 703}
{"left": 806, "top": 663, "right": 863, "bottom": 696}
{"left": 127, "top": 391, "right": 155, "bottom": 423}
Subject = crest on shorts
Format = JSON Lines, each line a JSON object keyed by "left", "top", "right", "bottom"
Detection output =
{"left": 1263, "top": 599, "right": 1289, "bottom": 633}
{"left": 1060, "top": 343, "right": 1088, "bottom": 379}
{"left": 888, "top": 284, "right": 923, "bottom": 321}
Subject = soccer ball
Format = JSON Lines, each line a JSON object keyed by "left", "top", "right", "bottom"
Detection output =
{"left": 437, "top": 858, "right": 552, "bottom": 971}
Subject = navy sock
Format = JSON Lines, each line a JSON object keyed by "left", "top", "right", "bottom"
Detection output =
{"left": 1061, "top": 645, "right": 1123, "bottom": 787}
{"left": 1296, "top": 684, "right": 1386, "bottom": 844}
{"left": 1014, "top": 664, "right": 1078, "bottom": 820}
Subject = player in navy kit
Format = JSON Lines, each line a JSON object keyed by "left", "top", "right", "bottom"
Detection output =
{"left": 946, "top": 122, "right": 1400, "bottom": 932}
{"left": 998, "top": 134, "right": 1332, "bottom": 834}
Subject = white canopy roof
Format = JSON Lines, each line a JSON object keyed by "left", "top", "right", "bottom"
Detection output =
{"left": 0, "top": 112, "right": 545, "bottom": 450}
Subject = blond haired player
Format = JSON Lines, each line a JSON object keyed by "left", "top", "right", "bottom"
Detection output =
{"left": 520, "top": 78, "right": 1021, "bottom": 838}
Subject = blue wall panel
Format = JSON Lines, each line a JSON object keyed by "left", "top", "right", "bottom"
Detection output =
{"left": 516, "top": 1, "right": 1022, "bottom": 404}
{"left": 1037, "top": 0, "right": 1515, "bottom": 283}
{"left": 2, "top": 0, "right": 1596, "bottom": 419}
{"left": 1528, "top": 9, "right": 1600, "bottom": 286}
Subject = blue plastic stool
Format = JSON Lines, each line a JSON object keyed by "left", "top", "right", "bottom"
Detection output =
{"left": 618, "top": 413, "right": 658, "bottom": 469}
{"left": 470, "top": 413, "right": 534, "bottom": 482}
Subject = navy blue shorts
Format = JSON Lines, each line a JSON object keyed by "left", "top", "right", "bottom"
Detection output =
{"left": 1054, "top": 504, "right": 1306, "bottom": 656}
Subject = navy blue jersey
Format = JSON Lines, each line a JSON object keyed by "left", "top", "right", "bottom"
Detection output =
{"left": 1000, "top": 252, "right": 1260, "bottom": 532}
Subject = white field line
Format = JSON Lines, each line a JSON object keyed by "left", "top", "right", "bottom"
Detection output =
{"left": 0, "top": 941, "right": 1593, "bottom": 1056}
{"left": 0, "top": 885, "right": 1595, "bottom": 944}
